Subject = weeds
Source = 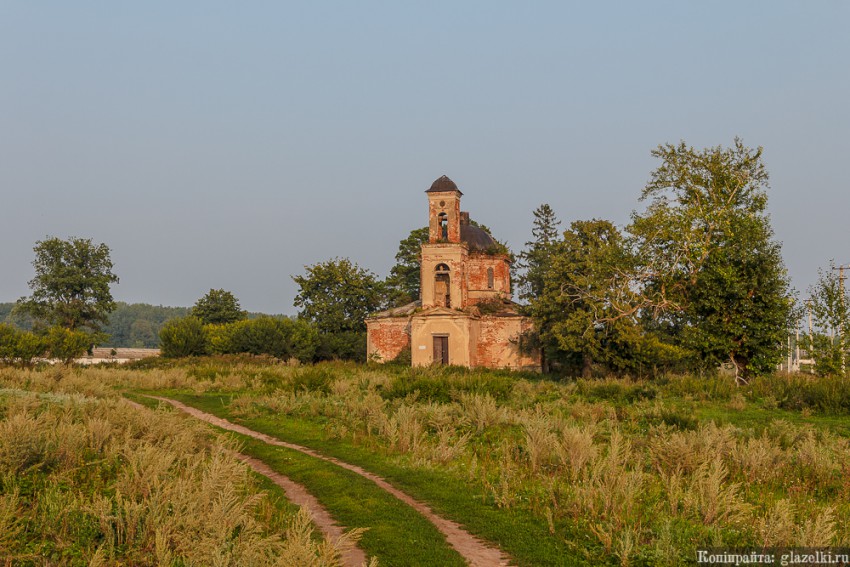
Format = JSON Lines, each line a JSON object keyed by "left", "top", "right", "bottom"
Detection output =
{"left": 5, "top": 360, "right": 850, "bottom": 563}
{"left": 0, "top": 384, "right": 367, "bottom": 566}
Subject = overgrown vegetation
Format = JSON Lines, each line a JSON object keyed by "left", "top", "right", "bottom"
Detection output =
{"left": 521, "top": 140, "right": 795, "bottom": 381}
{"left": 0, "top": 323, "right": 91, "bottom": 367}
{"left": 0, "top": 366, "right": 367, "bottom": 566}
{"left": 11, "top": 360, "right": 846, "bottom": 565}
{"left": 159, "top": 316, "right": 321, "bottom": 362}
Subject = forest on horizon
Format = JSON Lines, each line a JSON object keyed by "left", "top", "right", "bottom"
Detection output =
{"left": 0, "top": 302, "right": 288, "bottom": 348}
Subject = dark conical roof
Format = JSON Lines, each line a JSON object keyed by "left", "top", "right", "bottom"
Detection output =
{"left": 426, "top": 175, "right": 463, "bottom": 195}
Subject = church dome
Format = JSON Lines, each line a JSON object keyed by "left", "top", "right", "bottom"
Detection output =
{"left": 426, "top": 175, "right": 463, "bottom": 195}
{"left": 461, "top": 223, "right": 497, "bottom": 251}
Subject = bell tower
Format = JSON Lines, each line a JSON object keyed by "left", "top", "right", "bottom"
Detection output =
{"left": 421, "top": 175, "right": 468, "bottom": 309}
{"left": 426, "top": 175, "right": 462, "bottom": 243}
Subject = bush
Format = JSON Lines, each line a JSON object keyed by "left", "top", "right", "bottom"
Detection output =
{"left": 576, "top": 378, "right": 657, "bottom": 404}
{"left": 205, "top": 318, "right": 319, "bottom": 362}
{"left": 46, "top": 326, "right": 92, "bottom": 364}
{"left": 0, "top": 324, "right": 18, "bottom": 363}
{"left": 0, "top": 324, "right": 48, "bottom": 367}
{"left": 389, "top": 344, "right": 412, "bottom": 365}
{"left": 205, "top": 323, "right": 237, "bottom": 355}
{"left": 316, "top": 331, "right": 366, "bottom": 362}
{"left": 289, "top": 367, "right": 334, "bottom": 394}
{"left": 159, "top": 317, "right": 208, "bottom": 358}
{"left": 382, "top": 366, "right": 515, "bottom": 403}
{"left": 750, "top": 373, "right": 850, "bottom": 414}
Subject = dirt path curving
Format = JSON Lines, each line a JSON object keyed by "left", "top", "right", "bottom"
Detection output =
{"left": 148, "top": 396, "right": 512, "bottom": 567}
{"left": 231, "top": 452, "right": 368, "bottom": 567}
{"left": 123, "top": 397, "right": 368, "bottom": 567}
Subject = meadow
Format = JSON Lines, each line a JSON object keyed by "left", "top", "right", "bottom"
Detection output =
{"left": 2, "top": 359, "right": 850, "bottom": 566}
{"left": 0, "top": 365, "right": 365, "bottom": 566}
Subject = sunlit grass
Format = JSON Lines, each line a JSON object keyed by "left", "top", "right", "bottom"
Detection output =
{"left": 5, "top": 359, "right": 850, "bottom": 565}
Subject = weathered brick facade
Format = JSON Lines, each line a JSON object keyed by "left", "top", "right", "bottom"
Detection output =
{"left": 365, "top": 317, "right": 410, "bottom": 362}
{"left": 366, "top": 175, "right": 541, "bottom": 371}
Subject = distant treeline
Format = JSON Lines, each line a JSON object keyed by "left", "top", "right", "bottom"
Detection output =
{"left": 0, "top": 302, "right": 289, "bottom": 348}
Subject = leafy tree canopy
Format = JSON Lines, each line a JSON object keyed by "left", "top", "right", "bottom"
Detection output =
{"left": 628, "top": 139, "right": 793, "bottom": 380}
{"left": 16, "top": 237, "right": 119, "bottom": 334}
{"left": 292, "top": 258, "right": 386, "bottom": 334}
{"left": 191, "top": 289, "right": 246, "bottom": 325}
{"left": 807, "top": 261, "right": 850, "bottom": 376}
{"left": 385, "top": 227, "right": 429, "bottom": 307}
{"left": 531, "top": 219, "right": 684, "bottom": 377}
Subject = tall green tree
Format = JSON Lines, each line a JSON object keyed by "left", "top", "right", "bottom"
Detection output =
{"left": 385, "top": 227, "right": 429, "bottom": 307}
{"left": 628, "top": 139, "right": 793, "bottom": 381}
{"left": 16, "top": 237, "right": 119, "bottom": 334}
{"left": 531, "top": 219, "right": 679, "bottom": 377}
{"left": 517, "top": 204, "right": 561, "bottom": 305}
{"left": 191, "top": 289, "right": 246, "bottom": 325}
{"left": 292, "top": 258, "right": 386, "bottom": 334}
{"left": 807, "top": 261, "right": 850, "bottom": 376}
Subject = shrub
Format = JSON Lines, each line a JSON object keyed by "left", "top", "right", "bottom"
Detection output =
{"left": 46, "top": 326, "right": 92, "bottom": 364}
{"left": 204, "top": 323, "right": 236, "bottom": 355}
{"left": 207, "top": 318, "right": 319, "bottom": 362}
{"left": 290, "top": 367, "right": 334, "bottom": 394}
{"left": 0, "top": 324, "right": 18, "bottom": 363}
{"left": 316, "top": 331, "right": 366, "bottom": 362}
{"left": 159, "top": 317, "right": 208, "bottom": 358}
{"left": 749, "top": 373, "right": 850, "bottom": 414}
{"left": 228, "top": 318, "right": 288, "bottom": 357}
{"left": 0, "top": 325, "right": 49, "bottom": 367}
{"left": 576, "top": 378, "right": 657, "bottom": 404}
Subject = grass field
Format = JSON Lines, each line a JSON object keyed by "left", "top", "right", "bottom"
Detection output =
{"left": 0, "top": 366, "right": 370, "bottom": 566}
{"left": 3, "top": 359, "right": 850, "bottom": 566}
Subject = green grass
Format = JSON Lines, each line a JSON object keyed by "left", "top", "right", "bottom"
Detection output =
{"left": 238, "top": 436, "right": 465, "bottom": 567}
{"left": 144, "top": 394, "right": 467, "bottom": 567}
{"left": 52, "top": 361, "right": 850, "bottom": 564}
{"left": 164, "top": 392, "right": 588, "bottom": 566}
{"left": 651, "top": 393, "right": 850, "bottom": 438}
{"left": 0, "top": 387, "right": 345, "bottom": 567}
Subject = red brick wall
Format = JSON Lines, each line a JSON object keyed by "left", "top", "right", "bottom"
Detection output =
{"left": 466, "top": 255, "right": 511, "bottom": 305}
{"left": 428, "top": 193, "right": 461, "bottom": 243}
{"left": 475, "top": 316, "right": 540, "bottom": 370}
{"left": 366, "top": 318, "right": 410, "bottom": 362}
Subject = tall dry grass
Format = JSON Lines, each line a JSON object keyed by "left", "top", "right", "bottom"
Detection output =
{"left": 205, "top": 363, "right": 850, "bottom": 558}
{"left": 0, "top": 381, "right": 370, "bottom": 566}
{"left": 7, "top": 361, "right": 849, "bottom": 562}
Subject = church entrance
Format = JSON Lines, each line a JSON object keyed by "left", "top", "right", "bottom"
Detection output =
{"left": 433, "top": 335, "right": 449, "bottom": 365}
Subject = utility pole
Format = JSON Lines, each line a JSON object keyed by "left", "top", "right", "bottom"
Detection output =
{"left": 832, "top": 264, "right": 848, "bottom": 375}
{"left": 802, "top": 299, "right": 815, "bottom": 374}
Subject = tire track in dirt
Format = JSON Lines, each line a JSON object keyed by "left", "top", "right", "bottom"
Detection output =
{"left": 123, "top": 397, "right": 368, "bottom": 567}
{"left": 149, "top": 396, "right": 512, "bottom": 567}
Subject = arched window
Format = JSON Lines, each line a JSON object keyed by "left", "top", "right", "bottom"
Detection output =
{"left": 438, "top": 213, "right": 448, "bottom": 240}
{"left": 487, "top": 267, "right": 494, "bottom": 289}
{"left": 434, "top": 264, "right": 451, "bottom": 307}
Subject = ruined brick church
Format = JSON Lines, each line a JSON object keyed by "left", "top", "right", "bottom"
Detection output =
{"left": 366, "top": 175, "right": 541, "bottom": 371}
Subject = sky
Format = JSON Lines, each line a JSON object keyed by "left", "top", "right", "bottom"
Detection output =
{"left": 1, "top": 2, "right": 848, "bottom": 315}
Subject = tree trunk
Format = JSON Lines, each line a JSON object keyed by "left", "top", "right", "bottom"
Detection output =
{"left": 582, "top": 352, "right": 593, "bottom": 379}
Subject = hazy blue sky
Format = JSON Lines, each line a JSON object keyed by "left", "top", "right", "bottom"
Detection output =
{"left": 1, "top": 2, "right": 848, "bottom": 314}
